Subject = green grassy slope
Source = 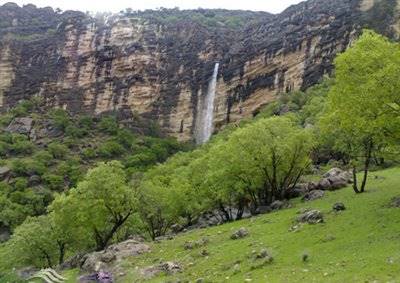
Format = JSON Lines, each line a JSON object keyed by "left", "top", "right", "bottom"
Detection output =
{"left": 95, "top": 167, "right": 400, "bottom": 283}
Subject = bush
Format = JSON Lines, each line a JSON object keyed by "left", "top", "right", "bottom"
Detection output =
{"left": 65, "top": 124, "right": 88, "bottom": 138}
{"left": 125, "top": 151, "right": 158, "bottom": 169}
{"left": 98, "top": 116, "right": 118, "bottom": 135}
{"left": 33, "top": 150, "right": 54, "bottom": 166}
{"left": 43, "top": 174, "right": 65, "bottom": 191}
{"left": 10, "top": 134, "right": 34, "bottom": 155}
{"left": 55, "top": 158, "right": 83, "bottom": 188}
{"left": 10, "top": 100, "right": 34, "bottom": 117}
{"left": 50, "top": 109, "right": 70, "bottom": 132}
{"left": 97, "top": 140, "right": 125, "bottom": 158}
{"left": 13, "top": 177, "right": 28, "bottom": 191}
{"left": 81, "top": 148, "right": 96, "bottom": 160}
{"left": 116, "top": 129, "right": 135, "bottom": 148}
{"left": 0, "top": 141, "right": 9, "bottom": 157}
{"left": 12, "top": 159, "right": 47, "bottom": 177}
{"left": 0, "top": 113, "right": 13, "bottom": 127}
{"left": 47, "top": 142, "right": 69, "bottom": 159}
{"left": 78, "top": 115, "right": 94, "bottom": 130}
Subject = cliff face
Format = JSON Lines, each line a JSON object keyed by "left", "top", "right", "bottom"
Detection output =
{"left": 0, "top": 0, "right": 398, "bottom": 142}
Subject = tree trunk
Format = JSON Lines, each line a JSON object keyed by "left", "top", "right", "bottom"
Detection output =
{"left": 235, "top": 199, "right": 244, "bottom": 220}
{"left": 352, "top": 165, "right": 360, "bottom": 194}
{"left": 57, "top": 241, "right": 66, "bottom": 265}
{"left": 219, "top": 203, "right": 231, "bottom": 222}
{"left": 360, "top": 141, "right": 373, "bottom": 193}
{"left": 95, "top": 212, "right": 132, "bottom": 251}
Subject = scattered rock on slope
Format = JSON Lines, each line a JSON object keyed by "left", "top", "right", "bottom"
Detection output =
{"left": 270, "top": 200, "right": 289, "bottom": 211}
{"left": 302, "top": 190, "right": 325, "bottom": 201}
{"left": 320, "top": 168, "right": 353, "bottom": 190}
{"left": 0, "top": 166, "right": 11, "bottom": 181}
{"left": 80, "top": 239, "right": 151, "bottom": 272}
{"left": 231, "top": 227, "right": 249, "bottom": 240}
{"left": 141, "top": 261, "right": 182, "bottom": 279}
{"left": 390, "top": 197, "right": 400, "bottom": 208}
{"left": 6, "top": 117, "right": 34, "bottom": 135}
{"left": 288, "top": 168, "right": 352, "bottom": 200}
{"left": 333, "top": 202, "right": 346, "bottom": 211}
{"left": 297, "top": 210, "right": 324, "bottom": 224}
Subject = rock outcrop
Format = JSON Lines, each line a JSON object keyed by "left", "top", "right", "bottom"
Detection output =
{"left": 0, "top": 0, "right": 399, "bottom": 141}
{"left": 79, "top": 239, "right": 150, "bottom": 273}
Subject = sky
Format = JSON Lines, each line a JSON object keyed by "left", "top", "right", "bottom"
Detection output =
{"left": 0, "top": 0, "right": 305, "bottom": 14}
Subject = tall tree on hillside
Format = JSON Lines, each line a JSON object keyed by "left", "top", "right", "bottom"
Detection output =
{"left": 224, "top": 116, "right": 314, "bottom": 205}
{"left": 51, "top": 161, "right": 137, "bottom": 251}
{"left": 320, "top": 30, "right": 400, "bottom": 193}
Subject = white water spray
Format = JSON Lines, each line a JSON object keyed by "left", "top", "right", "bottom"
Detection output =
{"left": 197, "top": 62, "right": 219, "bottom": 144}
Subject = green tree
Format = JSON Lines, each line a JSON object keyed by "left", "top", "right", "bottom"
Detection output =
{"left": 139, "top": 152, "right": 202, "bottom": 239}
{"left": 5, "top": 215, "right": 62, "bottom": 268}
{"left": 320, "top": 30, "right": 400, "bottom": 193}
{"left": 51, "top": 161, "right": 137, "bottom": 251}
{"left": 225, "top": 116, "right": 313, "bottom": 204}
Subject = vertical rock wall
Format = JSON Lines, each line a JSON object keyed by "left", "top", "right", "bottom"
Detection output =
{"left": 0, "top": 0, "right": 398, "bottom": 141}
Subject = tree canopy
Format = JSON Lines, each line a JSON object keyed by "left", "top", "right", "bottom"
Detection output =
{"left": 320, "top": 30, "right": 400, "bottom": 193}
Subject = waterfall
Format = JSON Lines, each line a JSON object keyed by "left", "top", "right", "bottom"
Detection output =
{"left": 197, "top": 62, "right": 219, "bottom": 144}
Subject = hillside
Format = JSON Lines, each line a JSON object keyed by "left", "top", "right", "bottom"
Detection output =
{"left": 61, "top": 167, "right": 400, "bottom": 282}
{"left": 0, "top": 1, "right": 399, "bottom": 282}
{"left": 0, "top": 99, "right": 187, "bottom": 241}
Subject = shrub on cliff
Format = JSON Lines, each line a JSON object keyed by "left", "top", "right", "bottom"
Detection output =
{"left": 97, "top": 140, "right": 125, "bottom": 158}
{"left": 98, "top": 116, "right": 119, "bottom": 135}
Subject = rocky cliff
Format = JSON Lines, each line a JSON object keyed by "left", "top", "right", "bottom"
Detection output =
{"left": 0, "top": 0, "right": 398, "bottom": 142}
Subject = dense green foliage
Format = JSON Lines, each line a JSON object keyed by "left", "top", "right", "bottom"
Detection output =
{"left": 122, "top": 8, "right": 270, "bottom": 29}
{"left": 0, "top": 30, "right": 399, "bottom": 282}
{"left": 51, "top": 161, "right": 137, "bottom": 252}
{"left": 0, "top": 102, "right": 186, "bottom": 236}
{"left": 320, "top": 30, "right": 400, "bottom": 193}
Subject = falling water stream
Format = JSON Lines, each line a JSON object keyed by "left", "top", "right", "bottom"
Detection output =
{"left": 197, "top": 62, "right": 219, "bottom": 144}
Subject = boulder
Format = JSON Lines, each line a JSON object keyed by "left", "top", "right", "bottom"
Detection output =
{"left": 106, "top": 239, "right": 150, "bottom": 259}
{"left": 80, "top": 240, "right": 150, "bottom": 272}
{"left": 0, "top": 226, "right": 11, "bottom": 243}
{"left": 297, "top": 210, "right": 324, "bottom": 224}
{"left": 231, "top": 227, "right": 249, "bottom": 240}
{"left": 390, "top": 197, "right": 400, "bottom": 208}
{"left": 270, "top": 200, "right": 286, "bottom": 211}
{"left": 327, "top": 176, "right": 348, "bottom": 190}
{"left": 255, "top": 248, "right": 271, "bottom": 259}
{"left": 333, "top": 202, "right": 346, "bottom": 211}
{"left": 255, "top": 205, "right": 272, "bottom": 214}
{"left": 307, "top": 181, "right": 318, "bottom": 191}
{"left": 79, "top": 271, "right": 113, "bottom": 283}
{"left": 171, "top": 223, "right": 183, "bottom": 233}
{"left": 81, "top": 251, "right": 116, "bottom": 272}
{"left": 60, "top": 254, "right": 85, "bottom": 270}
{"left": 317, "top": 178, "right": 331, "bottom": 190}
{"left": 28, "top": 175, "right": 41, "bottom": 187}
{"left": 323, "top": 168, "right": 344, "bottom": 178}
{"left": 16, "top": 266, "right": 38, "bottom": 280}
{"left": 0, "top": 166, "right": 11, "bottom": 181}
{"left": 285, "top": 188, "right": 305, "bottom": 199}
{"left": 302, "top": 190, "right": 325, "bottom": 201}
{"left": 141, "top": 261, "right": 181, "bottom": 279}
{"left": 183, "top": 237, "right": 209, "bottom": 250}
{"left": 6, "top": 117, "right": 34, "bottom": 135}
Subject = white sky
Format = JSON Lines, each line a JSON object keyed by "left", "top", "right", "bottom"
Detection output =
{"left": 0, "top": 0, "right": 305, "bottom": 14}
